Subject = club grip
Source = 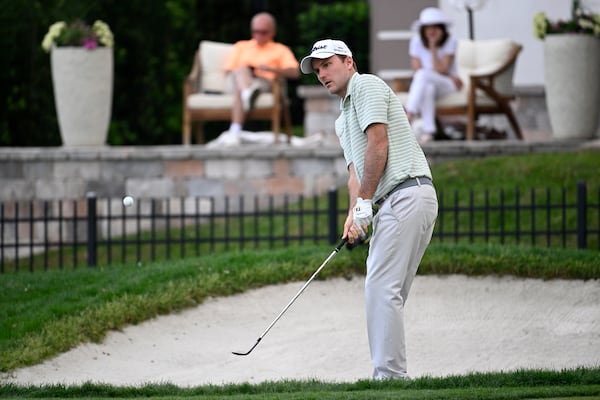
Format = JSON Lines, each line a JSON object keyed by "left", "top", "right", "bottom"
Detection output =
{"left": 337, "top": 234, "right": 368, "bottom": 251}
{"left": 335, "top": 238, "right": 348, "bottom": 251}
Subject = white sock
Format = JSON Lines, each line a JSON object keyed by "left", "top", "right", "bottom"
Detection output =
{"left": 228, "top": 123, "right": 242, "bottom": 134}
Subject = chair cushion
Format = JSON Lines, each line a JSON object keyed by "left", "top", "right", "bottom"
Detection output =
{"left": 457, "top": 39, "right": 515, "bottom": 79}
{"left": 187, "top": 92, "right": 275, "bottom": 110}
{"left": 396, "top": 89, "right": 497, "bottom": 108}
{"left": 199, "top": 41, "right": 233, "bottom": 93}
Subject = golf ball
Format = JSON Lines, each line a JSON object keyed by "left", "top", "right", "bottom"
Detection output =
{"left": 122, "top": 195, "right": 134, "bottom": 207}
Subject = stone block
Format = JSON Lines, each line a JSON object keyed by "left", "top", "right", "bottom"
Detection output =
{"left": 35, "top": 178, "right": 86, "bottom": 200}
{"left": 126, "top": 178, "right": 175, "bottom": 199}
{"left": 242, "top": 159, "right": 273, "bottom": 178}
{"left": 85, "top": 180, "right": 126, "bottom": 198}
{"left": 205, "top": 159, "right": 243, "bottom": 179}
{"left": 23, "top": 162, "right": 54, "bottom": 179}
{"left": 54, "top": 161, "right": 102, "bottom": 179}
{"left": 0, "top": 180, "right": 34, "bottom": 200}
{"left": 188, "top": 178, "right": 225, "bottom": 198}
{"left": 272, "top": 158, "right": 291, "bottom": 178}
{"left": 265, "top": 176, "right": 305, "bottom": 196}
{"left": 304, "top": 113, "right": 337, "bottom": 136}
{"left": 164, "top": 160, "right": 205, "bottom": 177}
{"left": 100, "top": 161, "right": 163, "bottom": 180}
{"left": 0, "top": 162, "right": 25, "bottom": 178}
{"left": 291, "top": 157, "right": 335, "bottom": 177}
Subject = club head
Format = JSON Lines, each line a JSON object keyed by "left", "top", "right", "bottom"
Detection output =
{"left": 232, "top": 338, "right": 261, "bottom": 356}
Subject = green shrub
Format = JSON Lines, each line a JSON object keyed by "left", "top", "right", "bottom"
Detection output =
{"left": 296, "top": 0, "right": 370, "bottom": 85}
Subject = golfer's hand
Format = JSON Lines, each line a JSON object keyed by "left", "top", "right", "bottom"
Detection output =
{"left": 353, "top": 197, "right": 373, "bottom": 239}
{"left": 343, "top": 214, "right": 363, "bottom": 245}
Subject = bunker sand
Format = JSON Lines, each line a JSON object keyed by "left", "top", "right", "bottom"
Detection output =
{"left": 7, "top": 275, "right": 600, "bottom": 386}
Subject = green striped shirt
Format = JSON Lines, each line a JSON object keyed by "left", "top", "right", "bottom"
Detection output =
{"left": 335, "top": 73, "right": 433, "bottom": 202}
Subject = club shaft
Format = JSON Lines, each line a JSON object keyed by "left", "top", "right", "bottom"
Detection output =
{"left": 256, "top": 240, "right": 346, "bottom": 341}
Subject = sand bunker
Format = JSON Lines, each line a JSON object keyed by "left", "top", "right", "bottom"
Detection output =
{"left": 6, "top": 275, "right": 600, "bottom": 386}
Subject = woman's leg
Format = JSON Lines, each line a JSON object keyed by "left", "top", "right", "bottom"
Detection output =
{"left": 406, "top": 69, "right": 458, "bottom": 139}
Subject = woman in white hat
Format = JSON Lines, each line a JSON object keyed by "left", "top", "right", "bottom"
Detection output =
{"left": 405, "top": 7, "right": 463, "bottom": 144}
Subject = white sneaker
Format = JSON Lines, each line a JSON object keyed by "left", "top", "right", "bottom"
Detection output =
{"left": 417, "top": 132, "right": 434, "bottom": 144}
{"left": 411, "top": 118, "right": 434, "bottom": 144}
{"left": 206, "top": 131, "right": 240, "bottom": 148}
{"left": 219, "top": 132, "right": 241, "bottom": 147}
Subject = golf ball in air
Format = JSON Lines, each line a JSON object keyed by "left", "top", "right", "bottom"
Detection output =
{"left": 122, "top": 195, "right": 134, "bottom": 207}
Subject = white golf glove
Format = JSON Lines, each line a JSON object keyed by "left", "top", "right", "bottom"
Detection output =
{"left": 353, "top": 197, "right": 373, "bottom": 238}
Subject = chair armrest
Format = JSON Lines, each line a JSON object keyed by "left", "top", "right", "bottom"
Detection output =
{"left": 183, "top": 50, "right": 200, "bottom": 99}
{"left": 468, "top": 44, "right": 522, "bottom": 100}
{"left": 392, "top": 77, "right": 413, "bottom": 93}
{"left": 468, "top": 44, "right": 522, "bottom": 81}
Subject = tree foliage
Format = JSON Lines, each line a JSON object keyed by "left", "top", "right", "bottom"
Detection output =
{"left": 0, "top": 0, "right": 369, "bottom": 146}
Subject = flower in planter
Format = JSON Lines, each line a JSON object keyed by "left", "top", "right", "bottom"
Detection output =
{"left": 533, "top": 0, "right": 600, "bottom": 39}
{"left": 42, "top": 19, "right": 114, "bottom": 52}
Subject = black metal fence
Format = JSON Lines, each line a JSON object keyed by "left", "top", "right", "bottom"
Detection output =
{"left": 1, "top": 181, "right": 598, "bottom": 272}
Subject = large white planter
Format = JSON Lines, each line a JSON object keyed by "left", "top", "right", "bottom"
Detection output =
{"left": 51, "top": 47, "right": 113, "bottom": 146}
{"left": 544, "top": 35, "right": 600, "bottom": 140}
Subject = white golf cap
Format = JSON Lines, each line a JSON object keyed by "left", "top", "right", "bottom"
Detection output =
{"left": 300, "top": 39, "right": 352, "bottom": 74}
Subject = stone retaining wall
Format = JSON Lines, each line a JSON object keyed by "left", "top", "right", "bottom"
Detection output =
{"left": 0, "top": 145, "right": 348, "bottom": 202}
{"left": 0, "top": 139, "right": 592, "bottom": 203}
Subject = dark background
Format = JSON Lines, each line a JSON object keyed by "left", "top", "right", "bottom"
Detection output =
{"left": 0, "top": 0, "right": 369, "bottom": 146}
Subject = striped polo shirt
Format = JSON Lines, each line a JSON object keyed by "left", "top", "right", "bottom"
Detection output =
{"left": 335, "top": 73, "right": 433, "bottom": 203}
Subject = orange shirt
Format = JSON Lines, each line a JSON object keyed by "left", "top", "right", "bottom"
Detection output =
{"left": 223, "top": 39, "right": 299, "bottom": 81}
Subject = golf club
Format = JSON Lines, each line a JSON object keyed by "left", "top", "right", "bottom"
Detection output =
{"left": 232, "top": 238, "right": 349, "bottom": 356}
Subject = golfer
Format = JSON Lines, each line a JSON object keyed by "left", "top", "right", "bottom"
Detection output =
{"left": 300, "top": 39, "right": 438, "bottom": 379}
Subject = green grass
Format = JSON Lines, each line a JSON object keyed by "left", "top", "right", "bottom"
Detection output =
{"left": 1, "top": 369, "right": 600, "bottom": 398}
{"left": 1, "top": 150, "right": 599, "bottom": 398}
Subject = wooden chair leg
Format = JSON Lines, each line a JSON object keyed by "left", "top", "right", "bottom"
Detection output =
{"left": 272, "top": 108, "right": 281, "bottom": 144}
{"left": 195, "top": 122, "right": 205, "bottom": 144}
{"left": 466, "top": 114, "right": 476, "bottom": 141}
{"left": 501, "top": 103, "right": 523, "bottom": 140}
{"left": 283, "top": 102, "right": 292, "bottom": 144}
{"left": 183, "top": 114, "right": 191, "bottom": 145}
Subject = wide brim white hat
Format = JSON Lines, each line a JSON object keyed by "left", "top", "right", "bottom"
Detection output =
{"left": 413, "top": 7, "right": 452, "bottom": 31}
{"left": 300, "top": 39, "right": 353, "bottom": 74}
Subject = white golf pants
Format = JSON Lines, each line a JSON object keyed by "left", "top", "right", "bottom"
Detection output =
{"left": 365, "top": 183, "right": 438, "bottom": 379}
{"left": 405, "top": 69, "right": 458, "bottom": 134}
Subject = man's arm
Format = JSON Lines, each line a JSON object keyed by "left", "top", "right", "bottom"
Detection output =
{"left": 343, "top": 163, "right": 360, "bottom": 242}
{"left": 358, "top": 122, "right": 388, "bottom": 200}
{"left": 257, "top": 65, "right": 300, "bottom": 79}
{"left": 343, "top": 123, "right": 389, "bottom": 243}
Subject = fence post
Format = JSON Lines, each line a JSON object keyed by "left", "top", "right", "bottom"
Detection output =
{"left": 87, "top": 192, "right": 97, "bottom": 267}
{"left": 328, "top": 187, "right": 338, "bottom": 245}
{"left": 576, "top": 180, "right": 587, "bottom": 249}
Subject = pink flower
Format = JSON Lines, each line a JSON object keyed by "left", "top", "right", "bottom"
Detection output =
{"left": 83, "top": 38, "right": 98, "bottom": 49}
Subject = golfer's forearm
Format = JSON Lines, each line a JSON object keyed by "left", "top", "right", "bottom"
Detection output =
{"left": 347, "top": 164, "right": 360, "bottom": 207}
{"left": 359, "top": 125, "right": 388, "bottom": 200}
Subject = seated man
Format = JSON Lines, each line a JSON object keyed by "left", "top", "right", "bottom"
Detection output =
{"left": 222, "top": 12, "right": 299, "bottom": 139}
